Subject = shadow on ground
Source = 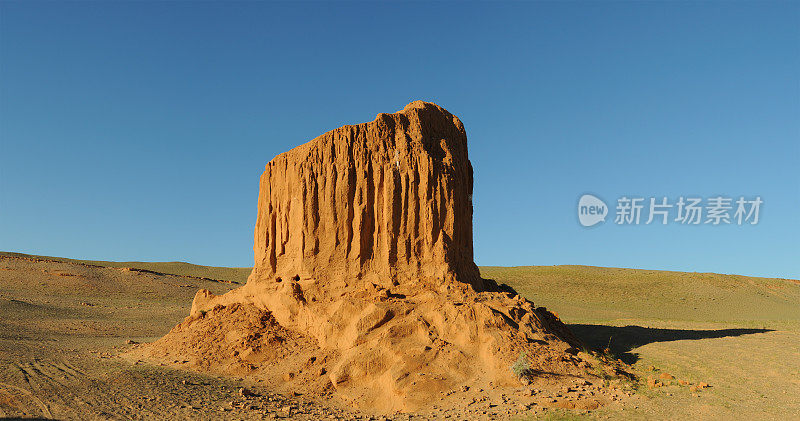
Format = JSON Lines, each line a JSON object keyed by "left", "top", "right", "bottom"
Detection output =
{"left": 568, "top": 324, "right": 773, "bottom": 364}
{"left": 1, "top": 418, "right": 53, "bottom": 420}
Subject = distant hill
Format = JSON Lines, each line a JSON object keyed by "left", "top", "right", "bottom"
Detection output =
{"left": 0, "top": 251, "right": 252, "bottom": 284}
{"left": 2, "top": 251, "right": 797, "bottom": 324}
{"left": 481, "top": 265, "right": 800, "bottom": 323}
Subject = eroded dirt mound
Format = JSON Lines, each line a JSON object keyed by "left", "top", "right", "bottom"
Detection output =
{"left": 141, "top": 303, "right": 315, "bottom": 375}
{"left": 135, "top": 276, "right": 627, "bottom": 413}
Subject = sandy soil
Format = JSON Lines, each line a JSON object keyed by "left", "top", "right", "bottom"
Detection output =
{"left": 0, "top": 255, "right": 354, "bottom": 420}
{"left": 1, "top": 254, "right": 797, "bottom": 420}
{"left": 482, "top": 266, "right": 800, "bottom": 420}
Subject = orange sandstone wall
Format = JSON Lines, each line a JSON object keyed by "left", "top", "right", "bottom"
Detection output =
{"left": 249, "top": 101, "right": 482, "bottom": 289}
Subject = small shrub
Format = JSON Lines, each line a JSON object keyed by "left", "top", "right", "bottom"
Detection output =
{"left": 510, "top": 351, "right": 530, "bottom": 378}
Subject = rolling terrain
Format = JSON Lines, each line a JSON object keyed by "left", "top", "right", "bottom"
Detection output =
{"left": 0, "top": 252, "right": 797, "bottom": 420}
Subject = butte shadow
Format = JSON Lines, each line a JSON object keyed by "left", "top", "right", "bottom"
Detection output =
{"left": 569, "top": 324, "right": 773, "bottom": 364}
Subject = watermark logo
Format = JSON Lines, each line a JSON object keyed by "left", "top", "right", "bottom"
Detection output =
{"left": 578, "top": 194, "right": 763, "bottom": 227}
{"left": 578, "top": 194, "right": 608, "bottom": 227}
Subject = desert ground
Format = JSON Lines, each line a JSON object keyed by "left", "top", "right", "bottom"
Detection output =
{"left": 0, "top": 252, "right": 797, "bottom": 420}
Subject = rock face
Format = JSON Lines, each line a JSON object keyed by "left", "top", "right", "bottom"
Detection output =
{"left": 250, "top": 101, "right": 482, "bottom": 290}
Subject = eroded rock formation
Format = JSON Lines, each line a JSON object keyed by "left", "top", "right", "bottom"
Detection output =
{"left": 250, "top": 101, "right": 482, "bottom": 290}
{"left": 136, "top": 102, "right": 624, "bottom": 414}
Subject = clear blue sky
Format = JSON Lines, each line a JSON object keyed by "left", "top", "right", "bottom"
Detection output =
{"left": 1, "top": 1, "right": 797, "bottom": 279}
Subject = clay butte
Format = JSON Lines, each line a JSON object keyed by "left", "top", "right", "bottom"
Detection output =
{"left": 146, "top": 101, "right": 608, "bottom": 413}
{"left": 248, "top": 100, "right": 483, "bottom": 291}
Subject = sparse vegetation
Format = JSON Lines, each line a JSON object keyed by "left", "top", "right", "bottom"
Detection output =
{"left": 539, "top": 410, "right": 588, "bottom": 421}
{"left": 0, "top": 251, "right": 251, "bottom": 283}
{"left": 599, "top": 336, "right": 618, "bottom": 361}
{"left": 510, "top": 351, "right": 531, "bottom": 378}
{"left": 480, "top": 265, "right": 800, "bottom": 323}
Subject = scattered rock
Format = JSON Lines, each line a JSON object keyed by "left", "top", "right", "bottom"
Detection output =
{"left": 238, "top": 387, "right": 257, "bottom": 398}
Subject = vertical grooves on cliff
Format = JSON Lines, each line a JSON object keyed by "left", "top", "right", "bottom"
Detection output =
{"left": 361, "top": 159, "right": 376, "bottom": 268}
{"left": 345, "top": 163, "right": 356, "bottom": 260}
{"left": 250, "top": 101, "right": 481, "bottom": 289}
